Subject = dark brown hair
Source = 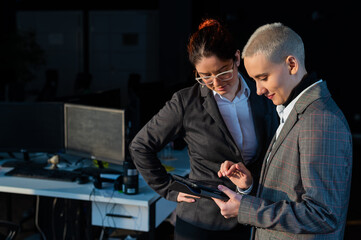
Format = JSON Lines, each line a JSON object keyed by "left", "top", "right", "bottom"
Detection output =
{"left": 187, "top": 19, "right": 237, "bottom": 66}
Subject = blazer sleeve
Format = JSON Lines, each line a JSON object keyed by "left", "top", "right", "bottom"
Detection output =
{"left": 129, "top": 91, "right": 185, "bottom": 202}
{"left": 237, "top": 107, "right": 353, "bottom": 234}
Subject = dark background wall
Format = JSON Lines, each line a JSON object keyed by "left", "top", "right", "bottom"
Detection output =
{"left": 1, "top": 0, "right": 359, "bottom": 130}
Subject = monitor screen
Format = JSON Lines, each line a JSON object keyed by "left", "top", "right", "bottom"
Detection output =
{"left": 64, "top": 103, "right": 125, "bottom": 165}
{"left": 0, "top": 102, "right": 64, "bottom": 153}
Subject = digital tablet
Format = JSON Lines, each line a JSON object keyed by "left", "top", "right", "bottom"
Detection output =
{"left": 169, "top": 174, "right": 229, "bottom": 201}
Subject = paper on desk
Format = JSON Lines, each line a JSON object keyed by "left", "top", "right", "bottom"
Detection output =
{"left": 95, "top": 175, "right": 148, "bottom": 198}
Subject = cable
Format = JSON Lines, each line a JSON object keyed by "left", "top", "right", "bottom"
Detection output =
{"left": 51, "top": 198, "right": 57, "bottom": 240}
{"left": 89, "top": 188, "right": 104, "bottom": 225}
{"left": 75, "top": 157, "right": 87, "bottom": 166}
{"left": 99, "top": 227, "right": 105, "bottom": 240}
{"left": 107, "top": 203, "right": 117, "bottom": 228}
{"left": 89, "top": 188, "right": 107, "bottom": 239}
{"left": 35, "top": 195, "right": 47, "bottom": 240}
{"left": 62, "top": 200, "right": 68, "bottom": 240}
{"left": 104, "top": 190, "right": 116, "bottom": 228}
{"left": 90, "top": 187, "right": 120, "bottom": 239}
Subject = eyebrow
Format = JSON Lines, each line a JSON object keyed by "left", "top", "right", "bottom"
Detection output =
{"left": 254, "top": 73, "right": 268, "bottom": 79}
{"left": 198, "top": 62, "right": 232, "bottom": 75}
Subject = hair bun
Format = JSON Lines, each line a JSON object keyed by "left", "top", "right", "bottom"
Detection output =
{"left": 198, "top": 19, "right": 220, "bottom": 30}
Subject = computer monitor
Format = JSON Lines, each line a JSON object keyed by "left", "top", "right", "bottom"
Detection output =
{"left": 0, "top": 102, "right": 65, "bottom": 156}
{"left": 64, "top": 103, "right": 125, "bottom": 165}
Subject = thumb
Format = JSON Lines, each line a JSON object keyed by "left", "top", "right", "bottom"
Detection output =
{"left": 218, "top": 185, "right": 237, "bottom": 198}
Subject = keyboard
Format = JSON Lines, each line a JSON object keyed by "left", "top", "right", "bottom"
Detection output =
{"left": 5, "top": 167, "right": 82, "bottom": 182}
{"left": 74, "top": 166, "right": 122, "bottom": 176}
{"left": 1, "top": 160, "right": 47, "bottom": 168}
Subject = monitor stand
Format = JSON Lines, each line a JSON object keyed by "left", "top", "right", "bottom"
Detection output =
{"left": 21, "top": 149, "right": 30, "bottom": 161}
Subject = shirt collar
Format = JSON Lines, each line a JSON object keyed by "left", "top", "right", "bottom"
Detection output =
{"left": 213, "top": 73, "right": 250, "bottom": 101}
{"left": 277, "top": 79, "right": 323, "bottom": 123}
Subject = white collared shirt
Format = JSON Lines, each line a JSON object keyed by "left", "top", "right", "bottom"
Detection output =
{"left": 275, "top": 80, "right": 323, "bottom": 140}
{"left": 213, "top": 74, "right": 258, "bottom": 164}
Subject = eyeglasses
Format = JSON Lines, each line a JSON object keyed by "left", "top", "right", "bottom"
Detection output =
{"left": 195, "top": 62, "right": 235, "bottom": 86}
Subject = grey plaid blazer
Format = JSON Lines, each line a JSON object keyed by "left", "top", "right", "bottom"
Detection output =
{"left": 238, "top": 81, "right": 353, "bottom": 239}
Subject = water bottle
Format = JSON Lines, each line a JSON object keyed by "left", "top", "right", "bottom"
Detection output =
{"left": 123, "top": 158, "right": 139, "bottom": 195}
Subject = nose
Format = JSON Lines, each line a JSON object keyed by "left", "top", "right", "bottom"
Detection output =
{"left": 256, "top": 81, "right": 267, "bottom": 96}
{"left": 212, "top": 77, "right": 223, "bottom": 86}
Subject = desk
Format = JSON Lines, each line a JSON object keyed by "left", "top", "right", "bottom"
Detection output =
{"left": 0, "top": 149, "right": 189, "bottom": 239}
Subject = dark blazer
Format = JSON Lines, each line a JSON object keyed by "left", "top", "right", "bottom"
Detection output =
{"left": 238, "top": 81, "right": 353, "bottom": 239}
{"left": 129, "top": 75, "right": 278, "bottom": 230}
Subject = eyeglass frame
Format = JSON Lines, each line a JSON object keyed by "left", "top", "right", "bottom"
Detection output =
{"left": 195, "top": 62, "right": 236, "bottom": 86}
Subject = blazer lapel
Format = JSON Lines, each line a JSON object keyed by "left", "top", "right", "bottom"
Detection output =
{"left": 267, "top": 109, "right": 298, "bottom": 164}
{"left": 201, "top": 85, "right": 242, "bottom": 162}
{"left": 259, "top": 81, "right": 329, "bottom": 187}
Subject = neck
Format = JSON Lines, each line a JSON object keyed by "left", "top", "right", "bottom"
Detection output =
{"left": 283, "top": 71, "right": 318, "bottom": 107}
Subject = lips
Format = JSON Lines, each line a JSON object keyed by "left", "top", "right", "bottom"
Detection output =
{"left": 214, "top": 85, "right": 227, "bottom": 91}
{"left": 266, "top": 93, "right": 275, "bottom": 100}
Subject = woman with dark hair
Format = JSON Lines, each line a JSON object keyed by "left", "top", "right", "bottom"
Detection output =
{"left": 129, "top": 18, "right": 278, "bottom": 239}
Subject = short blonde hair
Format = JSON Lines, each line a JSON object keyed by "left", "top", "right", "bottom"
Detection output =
{"left": 242, "top": 23, "right": 305, "bottom": 66}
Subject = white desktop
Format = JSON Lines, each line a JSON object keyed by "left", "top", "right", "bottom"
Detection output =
{"left": 0, "top": 148, "right": 189, "bottom": 236}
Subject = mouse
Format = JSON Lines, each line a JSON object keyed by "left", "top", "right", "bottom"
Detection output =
{"left": 75, "top": 175, "right": 90, "bottom": 184}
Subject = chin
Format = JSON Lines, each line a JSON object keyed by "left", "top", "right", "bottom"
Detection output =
{"left": 273, "top": 100, "right": 284, "bottom": 106}
{"left": 214, "top": 86, "right": 229, "bottom": 93}
{"left": 216, "top": 90, "right": 227, "bottom": 95}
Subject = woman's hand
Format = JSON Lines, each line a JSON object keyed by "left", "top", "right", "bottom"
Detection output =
{"left": 177, "top": 192, "right": 200, "bottom": 203}
{"left": 218, "top": 160, "right": 253, "bottom": 190}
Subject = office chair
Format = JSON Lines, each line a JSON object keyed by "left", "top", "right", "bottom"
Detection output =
{"left": 0, "top": 220, "right": 19, "bottom": 240}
